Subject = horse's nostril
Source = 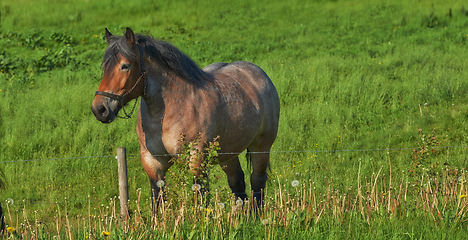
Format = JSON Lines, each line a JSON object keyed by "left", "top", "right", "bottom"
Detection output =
{"left": 98, "top": 105, "right": 107, "bottom": 115}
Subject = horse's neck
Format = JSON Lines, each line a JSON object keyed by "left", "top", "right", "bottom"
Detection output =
{"left": 141, "top": 74, "right": 165, "bottom": 116}
{"left": 142, "top": 72, "right": 198, "bottom": 115}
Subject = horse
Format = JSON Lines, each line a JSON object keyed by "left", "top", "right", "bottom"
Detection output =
{"left": 91, "top": 28, "right": 280, "bottom": 207}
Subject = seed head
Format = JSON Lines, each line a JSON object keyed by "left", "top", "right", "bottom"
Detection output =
{"left": 156, "top": 180, "right": 165, "bottom": 188}
{"left": 291, "top": 180, "right": 300, "bottom": 187}
{"left": 192, "top": 183, "right": 201, "bottom": 191}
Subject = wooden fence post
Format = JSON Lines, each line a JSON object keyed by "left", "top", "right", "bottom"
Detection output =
{"left": 117, "top": 147, "right": 129, "bottom": 221}
{"left": 0, "top": 203, "right": 4, "bottom": 234}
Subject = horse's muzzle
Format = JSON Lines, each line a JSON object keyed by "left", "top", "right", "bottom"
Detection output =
{"left": 91, "top": 98, "right": 120, "bottom": 123}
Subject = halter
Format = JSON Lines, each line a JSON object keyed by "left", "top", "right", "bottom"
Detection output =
{"left": 95, "top": 44, "right": 147, "bottom": 119}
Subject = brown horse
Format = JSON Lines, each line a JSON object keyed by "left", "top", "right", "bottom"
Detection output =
{"left": 91, "top": 28, "right": 280, "bottom": 206}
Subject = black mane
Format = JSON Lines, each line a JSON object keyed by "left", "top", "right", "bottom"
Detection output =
{"left": 103, "top": 33, "right": 212, "bottom": 86}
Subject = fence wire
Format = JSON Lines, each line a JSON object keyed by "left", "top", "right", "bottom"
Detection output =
{"left": 0, "top": 145, "right": 466, "bottom": 164}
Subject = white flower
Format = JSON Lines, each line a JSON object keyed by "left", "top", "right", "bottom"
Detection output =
{"left": 217, "top": 202, "right": 225, "bottom": 209}
{"left": 6, "top": 198, "right": 14, "bottom": 205}
{"left": 291, "top": 180, "right": 300, "bottom": 187}
{"left": 156, "top": 180, "right": 165, "bottom": 188}
{"left": 261, "top": 219, "right": 269, "bottom": 225}
{"left": 192, "top": 183, "right": 201, "bottom": 191}
{"left": 235, "top": 199, "right": 243, "bottom": 206}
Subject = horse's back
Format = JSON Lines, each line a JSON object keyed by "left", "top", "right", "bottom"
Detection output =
{"left": 208, "top": 61, "right": 280, "bottom": 150}
{"left": 203, "top": 62, "right": 228, "bottom": 73}
{"left": 214, "top": 61, "right": 280, "bottom": 112}
{"left": 207, "top": 61, "right": 278, "bottom": 99}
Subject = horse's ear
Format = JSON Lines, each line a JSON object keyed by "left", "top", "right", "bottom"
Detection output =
{"left": 105, "top": 28, "right": 113, "bottom": 43}
{"left": 125, "top": 27, "right": 135, "bottom": 46}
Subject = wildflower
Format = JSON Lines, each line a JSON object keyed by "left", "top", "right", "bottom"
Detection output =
{"left": 192, "top": 183, "right": 201, "bottom": 191}
{"left": 217, "top": 202, "right": 225, "bottom": 209}
{"left": 102, "top": 231, "right": 111, "bottom": 236}
{"left": 261, "top": 219, "right": 269, "bottom": 225}
{"left": 236, "top": 199, "right": 244, "bottom": 206}
{"left": 291, "top": 180, "right": 300, "bottom": 187}
{"left": 460, "top": 195, "right": 467, "bottom": 199}
{"left": 7, "top": 227, "right": 15, "bottom": 233}
{"left": 156, "top": 180, "right": 165, "bottom": 188}
{"left": 205, "top": 208, "right": 213, "bottom": 213}
{"left": 6, "top": 198, "right": 14, "bottom": 205}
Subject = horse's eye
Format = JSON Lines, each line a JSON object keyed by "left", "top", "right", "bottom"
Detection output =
{"left": 121, "top": 64, "right": 131, "bottom": 71}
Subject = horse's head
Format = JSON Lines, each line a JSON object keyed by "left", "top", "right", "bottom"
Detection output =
{"left": 91, "top": 27, "right": 146, "bottom": 123}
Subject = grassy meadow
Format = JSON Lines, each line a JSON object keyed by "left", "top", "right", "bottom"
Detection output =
{"left": 0, "top": 0, "right": 467, "bottom": 238}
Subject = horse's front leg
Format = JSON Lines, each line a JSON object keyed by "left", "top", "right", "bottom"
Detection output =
{"left": 140, "top": 152, "right": 171, "bottom": 210}
{"left": 188, "top": 150, "right": 210, "bottom": 198}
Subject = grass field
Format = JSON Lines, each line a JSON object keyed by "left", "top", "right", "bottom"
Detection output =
{"left": 0, "top": 0, "right": 467, "bottom": 239}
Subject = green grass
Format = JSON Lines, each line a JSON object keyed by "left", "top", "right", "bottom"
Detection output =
{"left": 0, "top": 0, "right": 467, "bottom": 238}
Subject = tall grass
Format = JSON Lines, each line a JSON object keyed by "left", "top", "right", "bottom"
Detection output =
{"left": 1, "top": 162, "right": 467, "bottom": 239}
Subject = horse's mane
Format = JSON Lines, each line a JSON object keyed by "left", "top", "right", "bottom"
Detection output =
{"left": 103, "top": 34, "right": 212, "bottom": 86}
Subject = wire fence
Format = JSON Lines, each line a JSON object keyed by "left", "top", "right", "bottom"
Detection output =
{"left": 1, "top": 145, "right": 466, "bottom": 164}
{"left": 1, "top": 145, "right": 466, "bottom": 206}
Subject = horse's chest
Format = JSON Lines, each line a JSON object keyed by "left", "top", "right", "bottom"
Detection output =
{"left": 142, "top": 115, "right": 190, "bottom": 156}
{"left": 140, "top": 114, "right": 167, "bottom": 155}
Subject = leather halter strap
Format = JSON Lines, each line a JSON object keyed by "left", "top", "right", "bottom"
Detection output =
{"left": 95, "top": 43, "right": 146, "bottom": 102}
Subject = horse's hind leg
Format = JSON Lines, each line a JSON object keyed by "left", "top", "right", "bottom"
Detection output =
{"left": 220, "top": 156, "right": 247, "bottom": 200}
{"left": 248, "top": 147, "right": 271, "bottom": 208}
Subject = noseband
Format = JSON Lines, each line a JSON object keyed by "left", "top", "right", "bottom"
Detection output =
{"left": 95, "top": 44, "right": 147, "bottom": 119}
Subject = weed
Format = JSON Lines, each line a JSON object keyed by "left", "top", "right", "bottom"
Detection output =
{"left": 409, "top": 129, "right": 441, "bottom": 177}
{"left": 165, "top": 135, "right": 222, "bottom": 207}
{"left": 0, "top": 30, "right": 80, "bottom": 87}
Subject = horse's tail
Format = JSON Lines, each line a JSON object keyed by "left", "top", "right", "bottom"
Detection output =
{"left": 246, "top": 149, "right": 252, "bottom": 170}
{"left": 246, "top": 149, "right": 271, "bottom": 174}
